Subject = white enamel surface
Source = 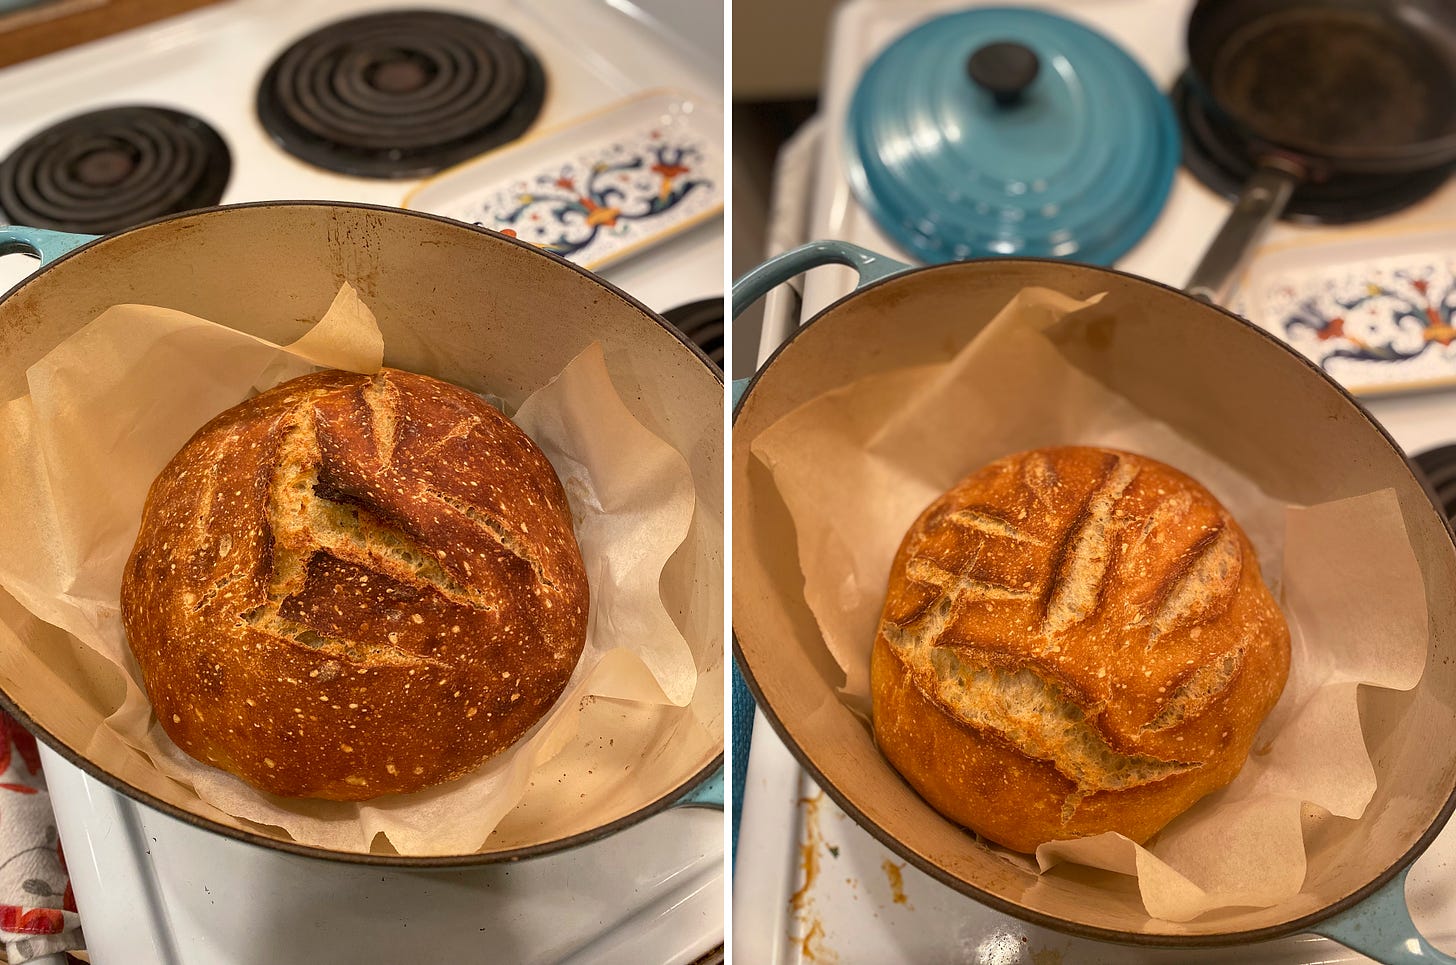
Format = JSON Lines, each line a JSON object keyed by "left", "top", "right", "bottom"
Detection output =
{"left": 737, "top": 0, "right": 1456, "bottom": 960}
{"left": 44, "top": 744, "right": 723, "bottom": 965}
{"left": 0, "top": 2, "right": 724, "bottom": 962}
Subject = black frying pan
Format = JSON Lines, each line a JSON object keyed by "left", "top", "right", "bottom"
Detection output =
{"left": 1184, "top": 0, "right": 1456, "bottom": 302}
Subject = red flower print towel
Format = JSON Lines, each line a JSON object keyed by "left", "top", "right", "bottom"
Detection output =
{"left": 0, "top": 712, "right": 82, "bottom": 962}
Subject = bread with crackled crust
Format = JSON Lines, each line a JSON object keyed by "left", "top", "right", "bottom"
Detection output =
{"left": 121, "top": 368, "right": 588, "bottom": 801}
{"left": 871, "top": 446, "right": 1289, "bottom": 853}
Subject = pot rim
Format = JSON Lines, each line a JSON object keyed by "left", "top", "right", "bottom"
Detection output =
{"left": 731, "top": 254, "right": 1456, "bottom": 946}
{"left": 0, "top": 199, "right": 724, "bottom": 867}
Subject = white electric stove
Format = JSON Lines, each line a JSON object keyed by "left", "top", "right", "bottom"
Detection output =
{"left": 734, "top": 0, "right": 1456, "bottom": 961}
{"left": 0, "top": 2, "right": 724, "bottom": 963}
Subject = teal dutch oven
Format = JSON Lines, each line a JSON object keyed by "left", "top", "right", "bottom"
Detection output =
{"left": 0, "top": 202, "right": 722, "bottom": 866}
{"left": 732, "top": 240, "right": 1456, "bottom": 962}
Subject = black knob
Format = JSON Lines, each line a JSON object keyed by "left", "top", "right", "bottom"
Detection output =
{"left": 967, "top": 41, "right": 1040, "bottom": 107}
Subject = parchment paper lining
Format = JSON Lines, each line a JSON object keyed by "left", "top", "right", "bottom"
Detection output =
{"left": 0, "top": 285, "right": 703, "bottom": 856}
{"left": 750, "top": 287, "right": 1427, "bottom": 921}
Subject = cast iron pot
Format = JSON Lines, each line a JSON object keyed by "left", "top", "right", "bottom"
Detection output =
{"left": 732, "top": 240, "right": 1456, "bottom": 963}
{"left": 0, "top": 201, "right": 723, "bottom": 866}
{"left": 1182, "top": 0, "right": 1456, "bottom": 302}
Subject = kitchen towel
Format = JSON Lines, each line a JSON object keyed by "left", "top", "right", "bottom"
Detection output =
{"left": 0, "top": 712, "right": 82, "bottom": 964}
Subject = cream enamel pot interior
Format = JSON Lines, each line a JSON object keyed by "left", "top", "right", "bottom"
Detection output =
{"left": 0, "top": 201, "right": 723, "bottom": 866}
{"left": 731, "top": 240, "right": 1456, "bottom": 963}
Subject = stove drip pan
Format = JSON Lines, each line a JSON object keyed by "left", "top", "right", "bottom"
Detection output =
{"left": 256, "top": 10, "right": 547, "bottom": 179}
{"left": 0, "top": 106, "right": 230, "bottom": 234}
{"left": 663, "top": 297, "right": 724, "bottom": 371}
{"left": 1413, "top": 444, "right": 1456, "bottom": 523}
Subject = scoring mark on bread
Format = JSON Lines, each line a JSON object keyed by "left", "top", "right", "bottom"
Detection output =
{"left": 905, "top": 558, "right": 1033, "bottom": 604}
{"left": 1140, "top": 523, "right": 1242, "bottom": 642}
{"left": 889, "top": 621, "right": 1198, "bottom": 815}
{"left": 361, "top": 372, "right": 400, "bottom": 466}
{"left": 426, "top": 488, "right": 556, "bottom": 591}
{"left": 942, "top": 507, "right": 1045, "bottom": 546}
{"left": 1043, "top": 455, "right": 1138, "bottom": 635}
{"left": 420, "top": 416, "right": 484, "bottom": 460}
{"left": 237, "top": 391, "right": 549, "bottom": 666}
{"left": 1142, "top": 645, "right": 1246, "bottom": 733}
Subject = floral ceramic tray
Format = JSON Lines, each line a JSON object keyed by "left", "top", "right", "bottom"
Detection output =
{"left": 1233, "top": 226, "right": 1456, "bottom": 397}
{"left": 405, "top": 89, "right": 723, "bottom": 272}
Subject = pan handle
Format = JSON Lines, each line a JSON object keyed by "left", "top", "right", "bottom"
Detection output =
{"left": 0, "top": 225, "right": 99, "bottom": 265}
{"left": 1185, "top": 162, "right": 1300, "bottom": 304}
{"left": 1311, "top": 866, "right": 1456, "bottom": 964}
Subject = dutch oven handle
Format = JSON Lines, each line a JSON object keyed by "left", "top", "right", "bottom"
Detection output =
{"left": 730, "top": 240, "right": 912, "bottom": 404}
{"left": 0, "top": 225, "right": 99, "bottom": 265}
{"left": 1311, "top": 866, "right": 1456, "bottom": 963}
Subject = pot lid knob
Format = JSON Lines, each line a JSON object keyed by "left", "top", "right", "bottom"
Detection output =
{"left": 967, "top": 41, "right": 1040, "bottom": 106}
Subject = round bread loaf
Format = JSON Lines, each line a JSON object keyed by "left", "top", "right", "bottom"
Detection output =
{"left": 121, "top": 368, "right": 588, "bottom": 801}
{"left": 871, "top": 446, "right": 1289, "bottom": 853}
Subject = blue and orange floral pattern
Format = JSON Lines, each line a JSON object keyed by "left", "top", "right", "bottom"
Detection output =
{"left": 409, "top": 93, "right": 723, "bottom": 270}
{"left": 490, "top": 143, "right": 710, "bottom": 259}
{"left": 1254, "top": 252, "right": 1456, "bottom": 393}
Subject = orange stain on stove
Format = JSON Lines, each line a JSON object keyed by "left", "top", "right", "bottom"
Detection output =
{"left": 881, "top": 858, "right": 910, "bottom": 906}
{"left": 790, "top": 790, "right": 825, "bottom": 911}
{"left": 789, "top": 790, "right": 839, "bottom": 962}
{"left": 799, "top": 918, "right": 838, "bottom": 963}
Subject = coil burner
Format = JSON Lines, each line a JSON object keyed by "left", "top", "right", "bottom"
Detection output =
{"left": 256, "top": 11, "right": 547, "bottom": 179}
{"left": 0, "top": 106, "right": 230, "bottom": 234}
{"left": 663, "top": 298, "right": 724, "bottom": 371}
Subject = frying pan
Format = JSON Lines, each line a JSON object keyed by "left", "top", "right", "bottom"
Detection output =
{"left": 0, "top": 202, "right": 723, "bottom": 866}
{"left": 1183, "top": 0, "right": 1456, "bottom": 302}
{"left": 733, "top": 239, "right": 1456, "bottom": 963}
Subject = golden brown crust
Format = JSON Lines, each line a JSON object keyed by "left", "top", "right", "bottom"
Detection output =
{"left": 871, "top": 446, "right": 1289, "bottom": 852}
{"left": 121, "top": 368, "right": 588, "bottom": 801}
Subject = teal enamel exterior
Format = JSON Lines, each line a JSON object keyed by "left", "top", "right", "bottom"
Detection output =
{"left": 730, "top": 239, "right": 911, "bottom": 320}
{"left": 730, "top": 239, "right": 913, "bottom": 406}
{"left": 675, "top": 767, "right": 724, "bottom": 809}
{"left": 845, "top": 7, "right": 1178, "bottom": 266}
{"left": 0, "top": 225, "right": 99, "bottom": 265}
{"left": 1314, "top": 868, "right": 1456, "bottom": 963}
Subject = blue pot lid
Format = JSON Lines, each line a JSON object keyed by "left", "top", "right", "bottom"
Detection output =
{"left": 845, "top": 7, "right": 1179, "bottom": 266}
